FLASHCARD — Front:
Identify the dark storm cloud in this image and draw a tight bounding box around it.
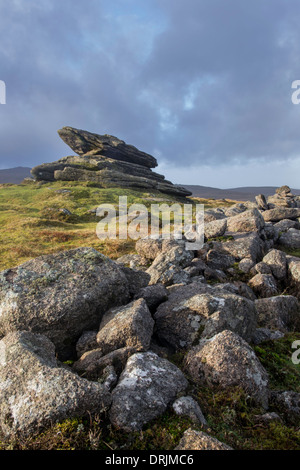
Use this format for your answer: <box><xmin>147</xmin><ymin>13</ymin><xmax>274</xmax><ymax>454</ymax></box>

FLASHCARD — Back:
<box><xmin>1</xmin><ymin>0</ymin><xmax>300</xmax><ymax>176</ymax></box>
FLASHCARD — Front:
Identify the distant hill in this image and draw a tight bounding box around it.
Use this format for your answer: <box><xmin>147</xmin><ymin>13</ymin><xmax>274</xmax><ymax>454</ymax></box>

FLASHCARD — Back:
<box><xmin>0</xmin><ymin>167</ymin><xmax>32</xmax><ymax>184</ymax></box>
<box><xmin>181</xmin><ymin>185</ymin><xmax>300</xmax><ymax>201</ymax></box>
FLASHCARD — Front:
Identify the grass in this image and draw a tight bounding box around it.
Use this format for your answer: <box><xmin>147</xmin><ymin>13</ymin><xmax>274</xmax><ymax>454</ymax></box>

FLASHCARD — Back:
<box><xmin>0</xmin><ymin>181</ymin><xmax>237</xmax><ymax>271</ymax></box>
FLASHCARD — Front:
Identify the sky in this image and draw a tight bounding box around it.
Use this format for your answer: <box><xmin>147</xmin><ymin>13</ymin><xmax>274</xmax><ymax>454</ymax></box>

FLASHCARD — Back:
<box><xmin>1</xmin><ymin>0</ymin><xmax>300</xmax><ymax>188</ymax></box>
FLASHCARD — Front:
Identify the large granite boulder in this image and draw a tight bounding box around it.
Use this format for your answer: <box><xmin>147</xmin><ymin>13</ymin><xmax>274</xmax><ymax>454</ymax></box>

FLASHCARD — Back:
<box><xmin>0</xmin><ymin>247</ymin><xmax>131</xmax><ymax>359</ymax></box>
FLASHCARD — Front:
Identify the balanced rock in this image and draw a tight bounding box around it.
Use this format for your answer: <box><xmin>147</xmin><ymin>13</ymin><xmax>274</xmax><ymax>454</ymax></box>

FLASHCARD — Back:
<box><xmin>31</xmin><ymin>128</ymin><xmax>192</xmax><ymax>198</ymax></box>
<box><xmin>58</xmin><ymin>127</ymin><xmax>158</xmax><ymax>168</ymax></box>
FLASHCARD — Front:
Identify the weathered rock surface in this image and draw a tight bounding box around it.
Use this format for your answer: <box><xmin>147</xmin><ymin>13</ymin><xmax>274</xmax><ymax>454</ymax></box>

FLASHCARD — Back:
<box><xmin>175</xmin><ymin>429</ymin><xmax>233</xmax><ymax>450</ymax></box>
<box><xmin>0</xmin><ymin>331</ymin><xmax>111</xmax><ymax>437</ymax></box>
<box><xmin>204</xmin><ymin>218</ymin><xmax>227</xmax><ymax>239</ymax></box>
<box><xmin>146</xmin><ymin>243</ymin><xmax>194</xmax><ymax>286</ymax></box>
<box><xmin>96</xmin><ymin>299</ymin><xmax>154</xmax><ymax>355</ymax></box>
<box><xmin>0</xmin><ymin>247</ymin><xmax>131</xmax><ymax>358</ymax></box>
<box><xmin>262</xmin><ymin>249</ymin><xmax>287</xmax><ymax>280</ymax></box>
<box><xmin>226</xmin><ymin>209</ymin><xmax>265</xmax><ymax>233</ymax></box>
<box><xmin>134</xmin><ymin>284</ymin><xmax>168</xmax><ymax>312</ymax></box>
<box><xmin>270</xmin><ymin>391</ymin><xmax>300</xmax><ymax>425</ymax></box>
<box><xmin>185</xmin><ymin>330</ymin><xmax>269</xmax><ymax>408</ymax></box>
<box><xmin>172</xmin><ymin>396</ymin><xmax>207</xmax><ymax>426</ymax></box>
<box><xmin>248</xmin><ymin>273</ymin><xmax>279</xmax><ymax>298</ymax></box>
<box><xmin>58</xmin><ymin>127</ymin><xmax>158</xmax><ymax>168</ymax></box>
<box><xmin>287</xmin><ymin>255</ymin><xmax>300</xmax><ymax>285</ymax></box>
<box><xmin>255</xmin><ymin>296</ymin><xmax>300</xmax><ymax>332</ymax></box>
<box><xmin>154</xmin><ymin>283</ymin><xmax>257</xmax><ymax>350</ymax></box>
<box><xmin>212</xmin><ymin>232</ymin><xmax>264</xmax><ymax>263</ymax></box>
<box><xmin>109</xmin><ymin>352</ymin><xmax>188</xmax><ymax>431</ymax></box>
<box><xmin>73</xmin><ymin>346</ymin><xmax>135</xmax><ymax>379</ymax></box>
<box><xmin>262</xmin><ymin>207</ymin><xmax>300</xmax><ymax>222</ymax></box>
<box><xmin>278</xmin><ymin>228</ymin><xmax>300</xmax><ymax>250</ymax></box>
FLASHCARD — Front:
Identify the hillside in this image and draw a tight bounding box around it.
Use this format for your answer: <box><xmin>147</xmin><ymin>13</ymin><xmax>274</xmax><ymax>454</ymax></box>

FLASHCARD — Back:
<box><xmin>0</xmin><ymin>167</ymin><xmax>32</xmax><ymax>184</ymax></box>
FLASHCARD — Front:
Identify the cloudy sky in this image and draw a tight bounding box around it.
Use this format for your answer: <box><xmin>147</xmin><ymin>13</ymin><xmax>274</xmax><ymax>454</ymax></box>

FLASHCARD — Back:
<box><xmin>1</xmin><ymin>0</ymin><xmax>300</xmax><ymax>188</ymax></box>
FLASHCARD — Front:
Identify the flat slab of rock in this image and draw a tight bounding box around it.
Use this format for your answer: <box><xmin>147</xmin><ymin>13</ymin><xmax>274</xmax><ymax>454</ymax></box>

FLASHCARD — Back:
<box><xmin>58</xmin><ymin>127</ymin><xmax>158</xmax><ymax>168</ymax></box>
<box><xmin>0</xmin><ymin>331</ymin><xmax>111</xmax><ymax>437</ymax></box>
<box><xmin>109</xmin><ymin>352</ymin><xmax>188</xmax><ymax>431</ymax></box>
<box><xmin>0</xmin><ymin>247</ymin><xmax>130</xmax><ymax>359</ymax></box>
<box><xmin>175</xmin><ymin>429</ymin><xmax>233</xmax><ymax>450</ymax></box>
<box><xmin>262</xmin><ymin>207</ymin><xmax>300</xmax><ymax>222</ymax></box>
<box><xmin>185</xmin><ymin>330</ymin><xmax>269</xmax><ymax>409</ymax></box>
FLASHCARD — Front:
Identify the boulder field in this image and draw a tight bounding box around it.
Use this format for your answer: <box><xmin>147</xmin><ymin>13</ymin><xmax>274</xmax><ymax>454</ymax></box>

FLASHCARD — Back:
<box><xmin>0</xmin><ymin>184</ymin><xmax>300</xmax><ymax>449</ymax></box>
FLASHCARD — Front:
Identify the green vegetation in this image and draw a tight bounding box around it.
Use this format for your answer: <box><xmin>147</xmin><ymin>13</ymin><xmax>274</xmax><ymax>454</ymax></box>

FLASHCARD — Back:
<box><xmin>253</xmin><ymin>333</ymin><xmax>300</xmax><ymax>392</ymax></box>
<box><xmin>0</xmin><ymin>180</ymin><xmax>192</xmax><ymax>270</ymax></box>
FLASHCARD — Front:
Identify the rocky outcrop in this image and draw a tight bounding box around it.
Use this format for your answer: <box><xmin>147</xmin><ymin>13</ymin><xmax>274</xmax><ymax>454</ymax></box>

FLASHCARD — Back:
<box><xmin>31</xmin><ymin>127</ymin><xmax>192</xmax><ymax>198</ymax></box>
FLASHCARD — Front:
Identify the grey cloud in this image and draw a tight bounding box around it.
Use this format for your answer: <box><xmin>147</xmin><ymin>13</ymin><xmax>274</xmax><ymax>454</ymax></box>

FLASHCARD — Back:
<box><xmin>0</xmin><ymin>0</ymin><xmax>300</xmax><ymax>182</ymax></box>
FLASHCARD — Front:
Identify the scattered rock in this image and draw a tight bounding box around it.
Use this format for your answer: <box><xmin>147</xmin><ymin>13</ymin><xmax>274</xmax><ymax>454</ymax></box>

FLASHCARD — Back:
<box><xmin>262</xmin><ymin>207</ymin><xmax>300</xmax><ymax>223</ymax></box>
<box><xmin>262</xmin><ymin>249</ymin><xmax>287</xmax><ymax>280</ymax></box>
<box><xmin>76</xmin><ymin>331</ymin><xmax>98</xmax><ymax>358</ymax></box>
<box><xmin>278</xmin><ymin>228</ymin><xmax>300</xmax><ymax>250</ymax></box>
<box><xmin>0</xmin><ymin>331</ymin><xmax>111</xmax><ymax>437</ymax></box>
<box><xmin>96</xmin><ymin>299</ymin><xmax>154</xmax><ymax>355</ymax></box>
<box><xmin>255</xmin><ymin>296</ymin><xmax>300</xmax><ymax>332</ymax></box>
<box><xmin>154</xmin><ymin>283</ymin><xmax>257</xmax><ymax>351</ymax></box>
<box><xmin>109</xmin><ymin>352</ymin><xmax>188</xmax><ymax>431</ymax></box>
<box><xmin>248</xmin><ymin>274</ymin><xmax>279</xmax><ymax>298</ymax></box>
<box><xmin>251</xmin><ymin>328</ymin><xmax>284</xmax><ymax>345</ymax></box>
<box><xmin>134</xmin><ymin>284</ymin><xmax>168</xmax><ymax>312</ymax></box>
<box><xmin>226</xmin><ymin>209</ymin><xmax>265</xmax><ymax>233</ymax></box>
<box><xmin>185</xmin><ymin>330</ymin><xmax>269</xmax><ymax>409</ymax></box>
<box><xmin>175</xmin><ymin>429</ymin><xmax>233</xmax><ymax>451</ymax></box>
<box><xmin>270</xmin><ymin>391</ymin><xmax>300</xmax><ymax>425</ymax></box>
<box><xmin>172</xmin><ymin>396</ymin><xmax>207</xmax><ymax>426</ymax></box>
<box><xmin>204</xmin><ymin>218</ymin><xmax>227</xmax><ymax>239</ymax></box>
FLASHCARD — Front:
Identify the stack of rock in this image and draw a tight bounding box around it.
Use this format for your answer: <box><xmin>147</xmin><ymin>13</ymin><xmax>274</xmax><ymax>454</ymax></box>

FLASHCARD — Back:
<box><xmin>31</xmin><ymin>127</ymin><xmax>192</xmax><ymax>198</ymax></box>
<box><xmin>256</xmin><ymin>185</ymin><xmax>300</xmax><ymax>210</ymax></box>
